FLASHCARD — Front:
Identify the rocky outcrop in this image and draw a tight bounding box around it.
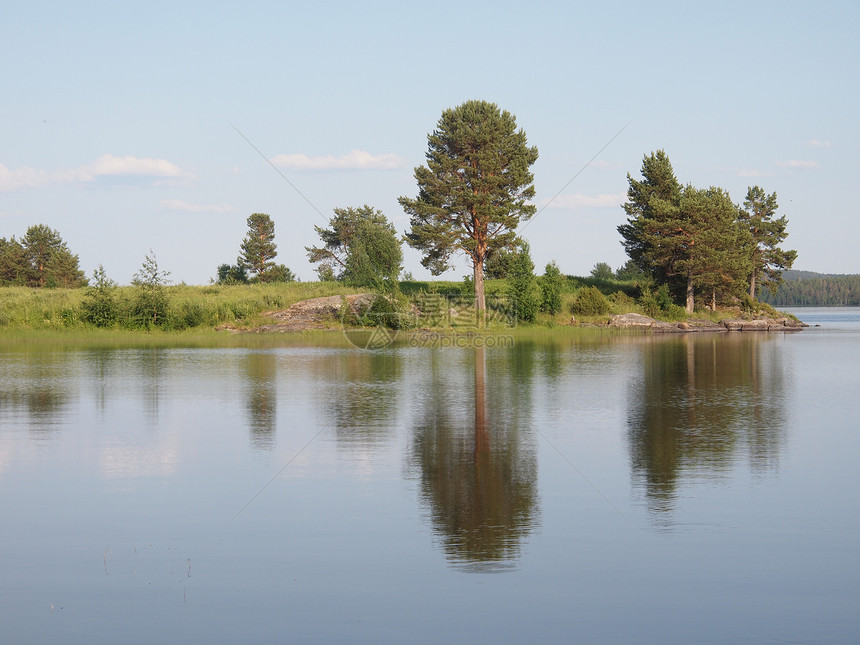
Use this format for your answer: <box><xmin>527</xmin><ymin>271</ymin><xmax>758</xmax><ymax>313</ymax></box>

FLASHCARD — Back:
<box><xmin>609</xmin><ymin>313</ymin><xmax>806</xmax><ymax>333</ymax></box>
<box><xmin>720</xmin><ymin>317</ymin><xmax>807</xmax><ymax>331</ymax></box>
<box><xmin>608</xmin><ymin>313</ymin><xmax>659</xmax><ymax>329</ymax></box>
<box><xmin>222</xmin><ymin>294</ymin><xmax>376</xmax><ymax>333</ymax></box>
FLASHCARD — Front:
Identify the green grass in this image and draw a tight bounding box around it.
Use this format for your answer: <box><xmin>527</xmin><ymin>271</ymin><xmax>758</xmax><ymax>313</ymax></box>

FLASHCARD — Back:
<box><xmin>0</xmin><ymin>282</ymin><xmax>364</xmax><ymax>331</ymax></box>
<box><xmin>0</xmin><ymin>277</ymin><xmax>797</xmax><ymax>337</ymax></box>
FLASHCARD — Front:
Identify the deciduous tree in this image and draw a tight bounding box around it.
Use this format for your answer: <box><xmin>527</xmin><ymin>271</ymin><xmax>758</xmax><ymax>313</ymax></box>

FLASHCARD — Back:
<box><xmin>506</xmin><ymin>241</ymin><xmax>539</xmax><ymax>323</ymax></box>
<box><xmin>306</xmin><ymin>205</ymin><xmax>402</xmax><ymax>286</ymax></box>
<box><xmin>132</xmin><ymin>250</ymin><xmax>171</xmax><ymax>328</ymax></box>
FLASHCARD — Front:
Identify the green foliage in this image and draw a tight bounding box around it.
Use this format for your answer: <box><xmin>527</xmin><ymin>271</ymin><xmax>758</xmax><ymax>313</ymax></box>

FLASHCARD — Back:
<box><xmin>81</xmin><ymin>265</ymin><xmax>119</xmax><ymax>327</ymax></box>
<box><xmin>654</xmin><ymin>283</ymin><xmax>674</xmax><ymax>310</ymax></box>
<box><xmin>590</xmin><ymin>262</ymin><xmax>614</xmax><ymax>281</ymax></box>
<box><xmin>0</xmin><ymin>225</ymin><xmax>86</xmax><ymax>288</ymax></box>
<box><xmin>740</xmin><ymin>186</ymin><xmax>797</xmax><ymax>298</ymax></box>
<box><xmin>506</xmin><ymin>242</ymin><xmax>539</xmax><ymax>323</ymax></box>
<box><xmin>615</xmin><ymin>259</ymin><xmax>646</xmax><ymax>282</ymax></box>
<box><xmin>238</xmin><ymin>213</ymin><xmax>278</xmax><ymax>279</ymax></box>
<box><xmin>608</xmin><ymin>290</ymin><xmax>636</xmax><ymax>310</ymax></box>
<box><xmin>484</xmin><ymin>239</ymin><xmax>528</xmax><ymax>280</ymax></box>
<box><xmin>0</xmin><ymin>237</ymin><xmax>28</xmax><ymax>285</ymax></box>
<box><xmin>0</xmin><ymin>281</ymin><xmax>366</xmax><ymax>331</ymax></box>
<box><xmin>354</xmin><ymin>282</ymin><xmax>415</xmax><ymax>330</ymax></box>
<box><xmin>618</xmin><ymin>150</ymin><xmax>759</xmax><ymax>312</ymax></box>
<box><xmin>400</xmin><ymin>99</ymin><xmax>538</xmax><ymax>311</ymax></box>
<box><xmin>540</xmin><ymin>261</ymin><xmax>565</xmax><ymax>315</ymax></box>
<box><xmin>571</xmin><ymin>286</ymin><xmax>610</xmax><ymax>316</ymax></box>
<box><xmin>664</xmin><ymin>303</ymin><xmax>688</xmax><ymax>321</ymax></box>
<box><xmin>306</xmin><ymin>205</ymin><xmax>402</xmax><ymax>286</ymax></box>
<box><xmin>758</xmin><ymin>271</ymin><xmax>860</xmax><ymax>306</ymax></box>
<box><xmin>639</xmin><ymin>286</ymin><xmax>660</xmax><ymax>317</ymax></box>
<box><xmin>216</xmin><ymin>263</ymin><xmax>249</xmax><ymax>285</ymax></box>
<box><xmin>677</xmin><ymin>186</ymin><xmax>753</xmax><ymax>308</ymax></box>
<box><xmin>132</xmin><ymin>250</ymin><xmax>171</xmax><ymax>328</ymax></box>
<box><xmin>638</xmin><ymin>284</ymin><xmax>675</xmax><ymax>317</ymax></box>
<box><xmin>617</xmin><ymin>150</ymin><xmax>682</xmax><ymax>279</ymax></box>
<box><xmin>260</xmin><ymin>263</ymin><xmax>296</xmax><ymax>283</ymax></box>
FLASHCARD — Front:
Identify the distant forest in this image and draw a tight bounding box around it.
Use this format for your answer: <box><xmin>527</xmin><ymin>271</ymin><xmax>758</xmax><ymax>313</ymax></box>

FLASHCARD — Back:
<box><xmin>759</xmin><ymin>270</ymin><xmax>860</xmax><ymax>306</ymax></box>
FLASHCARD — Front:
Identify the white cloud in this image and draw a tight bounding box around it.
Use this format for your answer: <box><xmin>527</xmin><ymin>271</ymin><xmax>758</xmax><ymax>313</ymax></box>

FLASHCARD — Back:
<box><xmin>542</xmin><ymin>192</ymin><xmax>626</xmax><ymax>210</ymax></box>
<box><xmin>806</xmin><ymin>139</ymin><xmax>832</xmax><ymax>148</ymax></box>
<box><xmin>2</xmin><ymin>154</ymin><xmax>194</xmax><ymax>191</ymax></box>
<box><xmin>776</xmin><ymin>159</ymin><xmax>819</xmax><ymax>169</ymax></box>
<box><xmin>0</xmin><ymin>163</ymin><xmax>50</xmax><ymax>191</ymax></box>
<box><xmin>737</xmin><ymin>168</ymin><xmax>775</xmax><ymax>178</ymax></box>
<box><xmin>270</xmin><ymin>149</ymin><xmax>405</xmax><ymax>171</ymax></box>
<box><xmin>160</xmin><ymin>199</ymin><xmax>236</xmax><ymax>213</ymax></box>
<box><xmin>64</xmin><ymin>154</ymin><xmax>193</xmax><ymax>182</ymax></box>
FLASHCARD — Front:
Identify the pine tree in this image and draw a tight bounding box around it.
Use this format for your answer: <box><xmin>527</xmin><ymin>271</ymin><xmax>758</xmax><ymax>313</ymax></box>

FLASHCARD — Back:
<box><xmin>675</xmin><ymin>187</ymin><xmax>753</xmax><ymax>311</ymax></box>
<box><xmin>617</xmin><ymin>150</ymin><xmax>682</xmax><ymax>279</ymax></box>
<box><xmin>20</xmin><ymin>224</ymin><xmax>86</xmax><ymax>287</ymax></box>
<box><xmin>0</xmin><ymin>237</ymin><xmax>28</xmax><ymax>285</ymax></box>
<box><xmin>238</xmin><ymin>213</ymin><xmax>277</xmax><ymax>280</ymax></box>
<box><xmin>400</xmin><ymin>100</ymin><xmax>539</xmax><ymax>315</ymax></box>
<box><xmin>740</xmin><ymin>186</ymin><xmax>797</xmax><ymax>298</ymax></box>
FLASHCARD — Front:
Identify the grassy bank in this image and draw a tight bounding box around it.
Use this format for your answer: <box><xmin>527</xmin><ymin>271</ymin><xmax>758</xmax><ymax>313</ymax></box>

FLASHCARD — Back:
<box><xmin>0</xmin><ymin>275</ymin><xmax>788</xmax><ymax>336</ymax></box>
<box><xmin>0</xmin><ymin>282</ymin><xmax>364</xmax><ymax>331</ymax></box>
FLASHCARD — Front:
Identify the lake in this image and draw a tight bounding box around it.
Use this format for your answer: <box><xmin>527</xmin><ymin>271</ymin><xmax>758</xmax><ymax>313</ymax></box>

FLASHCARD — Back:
<box><xmin>1</xmin><ymin>308</ymin><xmax>859</xmax><ymax>644</ymax></box>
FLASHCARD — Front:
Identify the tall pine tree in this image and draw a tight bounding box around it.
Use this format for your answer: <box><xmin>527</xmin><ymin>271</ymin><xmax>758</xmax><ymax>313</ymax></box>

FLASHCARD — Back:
<box><xmin>238</xmin><ymin>213</ymin><xmax>277</xmax><ymax>281</ymax></box>
<box><xmin>400</xmin><ymin>100</ymin><xmax>538</xmax><ymax>315</ymax></box>
<box><xmin>740</xmin><ymin>186</ymin><xmax>797</xmax><ymax>298</ymax></box>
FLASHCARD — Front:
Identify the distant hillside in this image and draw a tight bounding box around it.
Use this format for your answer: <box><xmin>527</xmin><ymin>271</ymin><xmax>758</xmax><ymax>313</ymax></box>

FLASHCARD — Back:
<box><xmin>760</xmin><ymin>270</ymin><xmax>860</xmax><ymax>306</ymax></box>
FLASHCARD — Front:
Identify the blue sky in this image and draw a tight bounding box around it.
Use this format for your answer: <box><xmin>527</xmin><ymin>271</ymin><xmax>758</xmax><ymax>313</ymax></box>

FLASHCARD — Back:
<box><xmin>2</xmin><ymin>0</ymin><xmax>858</xmax><ymax>284</ymax></box>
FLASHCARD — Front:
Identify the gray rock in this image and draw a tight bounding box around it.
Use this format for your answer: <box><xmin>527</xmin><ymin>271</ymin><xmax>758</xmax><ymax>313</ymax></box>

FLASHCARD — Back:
<box><xmin>608</xmin><ymin>313</ymin><xmax>657</xmax><ymax>328</ymax></box>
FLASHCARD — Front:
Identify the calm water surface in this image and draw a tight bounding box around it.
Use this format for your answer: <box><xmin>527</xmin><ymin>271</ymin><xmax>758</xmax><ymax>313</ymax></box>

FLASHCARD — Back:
<box><xmin>1</xmin><ymin>309</ymin><xmax>859</xmax><ymax>644</ymax></box>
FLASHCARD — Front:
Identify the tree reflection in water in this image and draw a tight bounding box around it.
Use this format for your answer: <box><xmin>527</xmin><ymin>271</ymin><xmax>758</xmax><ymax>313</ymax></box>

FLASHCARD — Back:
<box><xmin>244</xmin><ymin>350</ymin><xmax>277</xmax><ymax>450</ymax></box>
<box><xmin>627</xmin><ymin>334</ymin><xmax>787</xmax><ymax>520</ymax></box>
<box><xmin>409</xmin><ymin>346</ymin><xmax>539</xmax><ymax>572</ymax></box>
<box><xmin>0</xmin><ymin>347</ymin><xmax>70</xmax><ymax>436</ymax></box>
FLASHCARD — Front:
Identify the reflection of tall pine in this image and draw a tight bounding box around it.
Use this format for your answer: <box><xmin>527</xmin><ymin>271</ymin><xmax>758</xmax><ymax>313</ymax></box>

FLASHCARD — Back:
<box><xmin>238</xmin><ymin>213</ymin><xmax>277</xmax><ymax>280</ymax></box>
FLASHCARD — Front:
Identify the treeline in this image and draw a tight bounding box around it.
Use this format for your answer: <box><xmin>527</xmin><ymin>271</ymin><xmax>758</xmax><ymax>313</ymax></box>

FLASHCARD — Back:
<box><xmin>0</xmin><ymin>225</ymin><xmax>87</xmax><ymax>288</ymax></box>
<box><xmin>758</xmin><ymin>271</ymin><xmax>860</xmax><ymax>306</ymax></box>
<box><xmin>617</xmin><ymin>151</ymin><xmax>796</xmax><ymax>313</ymax></box>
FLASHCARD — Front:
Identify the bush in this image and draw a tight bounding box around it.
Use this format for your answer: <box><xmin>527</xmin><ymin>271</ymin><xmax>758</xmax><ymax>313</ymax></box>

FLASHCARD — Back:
<box><xmin>571</xmin><ymin>286</ymin><xmax>610</xmax><ymax>316</ymax></box>
<box><xmin>82</xmin><ymin>265</ymin><xmax>120</xmax><ymax>327</ymax></box>
<box><xmin>608</xmin><ymin>290</ymin><xmax>636</xmax><ymax>310</ymax></box>
<box><xmin>665</xmin><ymin>304</ymin><xmax>687</xmax><ymax>321</ymax></box>
<box><xmin>359</xmin><ymin>292</ymin><xmax>413</xmax><ymax>330</ymax></box>
<box><xmin>540</xmin><ymin>261</ymin><xmax>564</xmax><ymax>315</ymax></box>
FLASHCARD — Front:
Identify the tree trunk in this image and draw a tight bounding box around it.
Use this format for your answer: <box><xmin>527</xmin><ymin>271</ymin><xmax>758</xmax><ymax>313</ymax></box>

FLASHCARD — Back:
<box><xmin>473</xmin><ymin>258</ymin><xmax>486</xmax><ymax>319</ymax></box>
<box><xmin>711</xmin><ymin>289</ymin><xmax>716</xmax><ymax>311</ymax></box>
<box><xmin>686</xmin><ymin>275</ymin><xmax>695</xmax><ymax>314</ymax></box>
<box><xmin>749</xmin><ymin>272</ymin><xmax>757</xmax><ymax>300</ymax></box>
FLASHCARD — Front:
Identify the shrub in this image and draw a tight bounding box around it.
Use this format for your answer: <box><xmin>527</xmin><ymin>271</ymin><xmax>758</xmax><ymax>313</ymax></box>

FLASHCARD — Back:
<box><xmin>82</xmin><ymin>265</ymin><xmax>120</xmax><ymax>327</ymax></box>
<box><xmin>571</xmin><ymin>286</ymin><xmax>610</xmax><ymax>316</ymax></box>
<box><xmin>540</xmin><ymin>261</ymin><xmax>564</xmax><ymax>315</ymax></box>
<box><xmin>608</xmin><ymin>290</ymin><xmax>636</xmax><ymax>310</ymax></box>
